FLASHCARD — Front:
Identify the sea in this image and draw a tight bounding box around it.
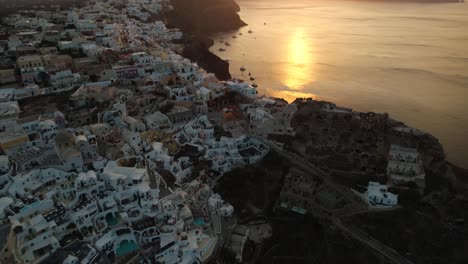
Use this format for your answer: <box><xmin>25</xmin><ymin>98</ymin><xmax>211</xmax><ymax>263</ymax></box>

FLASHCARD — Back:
<box><xmin>209</xmin><ymin>0</ymin><xmax>468</xmax><ymax>168</ymax></box>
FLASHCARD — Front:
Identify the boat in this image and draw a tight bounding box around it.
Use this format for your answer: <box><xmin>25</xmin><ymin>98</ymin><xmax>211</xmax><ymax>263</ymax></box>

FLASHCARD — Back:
<box><xmin>248</xmin><ymin>30</ymin><xmax>253</xmax><ymax>33</ymax></box>
<box><xmin>240</xmin><ymin>67</ymin><xmax>246</xmax><ymax>72</ymax></box>
<box><xmin>250</xmin><ymin>77</ymin><xmax>255</xmax><ymax>81</ymax></box>
<box><xmin>218</xmin><ymin>48</ymin><xmax>226</xmax><ymax>52</ymax></box>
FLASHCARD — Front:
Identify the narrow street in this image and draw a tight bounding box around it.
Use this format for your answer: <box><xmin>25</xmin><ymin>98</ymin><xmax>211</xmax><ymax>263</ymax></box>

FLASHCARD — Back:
<box><xmin>333</xmin><ymin>218</ymin><xmax>414</xmax><ymax>264</ymax></box>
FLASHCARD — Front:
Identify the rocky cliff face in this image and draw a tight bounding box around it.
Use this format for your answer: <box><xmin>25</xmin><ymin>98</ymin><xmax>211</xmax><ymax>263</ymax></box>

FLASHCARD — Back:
<box><xmin>168</xmin><ymin>0</ymin><xmax>247</xmax><ymax>36</ymax></box>
<box><xmin>183</xmin><ymin>36</ymin><xmax>232</xmax><ymax>80</ymax></box>
<box><xmin>166</xmin><ymin>0</ymin><xmax>246</xmax><ymax>80</ymax></box>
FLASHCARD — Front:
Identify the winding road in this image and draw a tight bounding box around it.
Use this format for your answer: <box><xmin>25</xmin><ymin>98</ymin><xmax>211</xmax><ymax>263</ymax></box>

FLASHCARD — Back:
<box><xmin>257</xmin><ymin>137</ymin><xmax>414</xmax><ymax>264</ymax></box>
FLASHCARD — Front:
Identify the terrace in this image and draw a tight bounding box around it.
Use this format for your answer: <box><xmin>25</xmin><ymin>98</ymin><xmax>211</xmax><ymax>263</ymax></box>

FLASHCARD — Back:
<box><xmin>71</xmin><ymin>194</ymin><xmax>94</xmax><ymax>213</ymax></box>
<box><xmin>43</xmin><ymin>204</ymin><xmax>67</xmax><ymax>225</ymax></box>
<box><xmin>132</xmin><ymin>217</ymin><xmax>156</xmax><ymax>231</ymax></box>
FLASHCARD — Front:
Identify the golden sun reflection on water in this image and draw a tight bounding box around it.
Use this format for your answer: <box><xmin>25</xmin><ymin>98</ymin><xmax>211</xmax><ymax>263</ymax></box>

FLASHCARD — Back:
<box><xmin>282</xmin><ymin>28</ymin><xmax>315</xmax><ymax>90</ymax></box>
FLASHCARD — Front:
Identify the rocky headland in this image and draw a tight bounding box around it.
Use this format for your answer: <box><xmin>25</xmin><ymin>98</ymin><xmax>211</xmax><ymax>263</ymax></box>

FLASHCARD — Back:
<box><xmin>165</xmin><ymin>0</ymin><xmax>247</xmax><ymax>80</ymax></box>
<box><xmin>181</xmin><ymin>36</ymin><xmax>232</xmax><ymax>80</ymax></box>
<box><xmin>287</xmin><ymin>99</ymin><xmax>467</xmax><ymax>190</ymax></box>
<box><xmin>167</xmin><ymin>0</ymin><xmax>246</xmax><ymax>35</ymax></box>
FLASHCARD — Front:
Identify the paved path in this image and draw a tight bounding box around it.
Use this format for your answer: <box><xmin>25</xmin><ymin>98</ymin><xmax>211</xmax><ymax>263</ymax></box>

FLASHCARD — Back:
<box><xmin>333</xmin><ymin>218</ymin><xmax>414</xmax><ymax>264</ymax></box>
<box><xmin>256</xmin><ymin>137</ymin><xmax>354</xmax><ymax>198</ymax></box>
<box><xmin>211</xmin><ymin>212</ymin><xmax>222</xmax><ymax>235</ymax></box>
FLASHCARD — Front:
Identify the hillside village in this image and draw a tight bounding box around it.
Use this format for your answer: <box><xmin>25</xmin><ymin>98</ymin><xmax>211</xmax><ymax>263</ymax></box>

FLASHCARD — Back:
<box><xmin>0</xmin><ymin>0</ymin><xmax>291</xmax><ymax>263</ymax></box>
<box><xmin>0</xmin><ymin>0</ymin><xmax>463</xmax><ymax>264</ymax></box>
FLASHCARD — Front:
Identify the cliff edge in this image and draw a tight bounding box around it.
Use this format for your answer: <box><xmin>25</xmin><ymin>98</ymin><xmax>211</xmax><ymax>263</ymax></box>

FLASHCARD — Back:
<box><xmin>166</xmin><ymin>0</ymin><xmax>246</xmax><ymax>80</ymax></box>
<box><xmin>182</xmin><ymin>36</ymin><xmax>232</xmax><ymax>80</ymax></box>
<box><xmin>168</xmin><ymin>0</ymin><xmax>247</xmax><ymax>36</ymax></box>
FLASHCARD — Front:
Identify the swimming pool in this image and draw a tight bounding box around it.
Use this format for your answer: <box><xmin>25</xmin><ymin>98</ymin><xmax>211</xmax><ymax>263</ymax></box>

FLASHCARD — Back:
<box><xmin>193</xmin><ymin>218</ymin><xmax>206</xmax><ymax>226</ymax></box>
<box><xmin>115</xmin><ymin>240</ymin><xmax>139</xmax><ymax>256</ymax></box>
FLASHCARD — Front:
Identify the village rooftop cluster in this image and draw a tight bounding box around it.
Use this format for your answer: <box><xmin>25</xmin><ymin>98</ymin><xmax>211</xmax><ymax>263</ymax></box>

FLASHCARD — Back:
<box><xmin>0</xmin><ymin>0</ymin><xmax>285</xmax><ymax>263</ymax></box>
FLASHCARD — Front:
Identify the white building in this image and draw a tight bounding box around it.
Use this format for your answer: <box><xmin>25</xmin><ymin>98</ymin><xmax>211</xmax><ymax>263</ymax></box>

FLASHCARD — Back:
<box><xmin>164</xmin><ymin>85</ymin><xmax>192</xmax><ymax>101</ymax></box>
<box><xmin>183</xmin><ymin>115</ymin><xmax>214</xmax><ymax>142</ymax></box>
<box><xmin>171</xmin><ymin>59</ymin><xmax>202</xmax><ymax>84</ymax></box>
<box><xmin>387</xmin><ymin>145</ymin><xmax>425</xmax><ymax>189</ymax></box>
<box><xmin>50</xmin><ymin>70</ymin><xmax>81</xmax><ymax>91</ymax></box>
<box><xmin>365</xmin><ymin>182</ymin><xmax>398</xmax><ymax>208</ymax></box>
<box><xmin>204</xmin><ymin>136</ymin><xmax>269</xmax><ymax>173</ymax></box>
<box><xmin>196</xmin><ymin>87</ymin><xmax>213</xmax><ymax>102</ymax></box>
<box><xmin>0</xmin><ymin>101</ymin><xmax>20</xmax><ymax>133</ymax></box>
<box><xmin>225</xmin><ymin>80</ymin><xmax>257</xmax><ymax>99</ymax></box>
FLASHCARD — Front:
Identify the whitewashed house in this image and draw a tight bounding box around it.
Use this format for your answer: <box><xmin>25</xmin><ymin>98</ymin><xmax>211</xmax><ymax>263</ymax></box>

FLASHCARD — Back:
<box><xmin>366</xmin><ymin>182</ymin><xmax>398</xmax><ymax>208</ymax></box>
<box><xmin>387</xmin><ymin>145</ymin><xmax>425</xmax><ymax>189</ymax></box>
<box><xmin>49</xmin><ymin>70</ymin><xmax>81</xmax><ymax>91</ymax></box>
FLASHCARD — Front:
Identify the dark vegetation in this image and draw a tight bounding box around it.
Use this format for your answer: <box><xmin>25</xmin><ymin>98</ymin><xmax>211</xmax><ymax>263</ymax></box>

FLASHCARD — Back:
<box><xmin>344</xmin><ymin>197</ymin><xmax>468</xmax><ymax>264</ymax></box>
<box><xmin>261</xmin><ymin>213</ymin><xmax>384</xmax><ymax>264</ymax></box>
<box><xmin>214</xmin><ymin>151</ymin><xmax>290</xmax><ymax>219</ymax></box>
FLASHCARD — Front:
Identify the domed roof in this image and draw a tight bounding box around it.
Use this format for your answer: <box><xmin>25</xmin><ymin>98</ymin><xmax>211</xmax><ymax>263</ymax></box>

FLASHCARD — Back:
<box><xmin>75</xmin><ymin>135</ymin><xmax>88</xmax><ymax>144</ymax></box>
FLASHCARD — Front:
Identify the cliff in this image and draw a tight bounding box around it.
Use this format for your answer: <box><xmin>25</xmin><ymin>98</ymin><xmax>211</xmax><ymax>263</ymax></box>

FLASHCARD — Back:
<box><xmin>168</xmin><ymin>0</ymin><xmax>247</xmax><ymax>36</ymax></box>
<box><xmin>166</xmin><ymin>0</ymin><xmax>246</xmax><ymax>80</ymax></box>
<box><xmin>182</xmin><ymin>36</ymin><xmax>232</xmax><ymax>80</ymax></box>
<box><xmin>287</xmin><ymin>99</ymin><xmax>468</xmax><ymax>189</ymax></box>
